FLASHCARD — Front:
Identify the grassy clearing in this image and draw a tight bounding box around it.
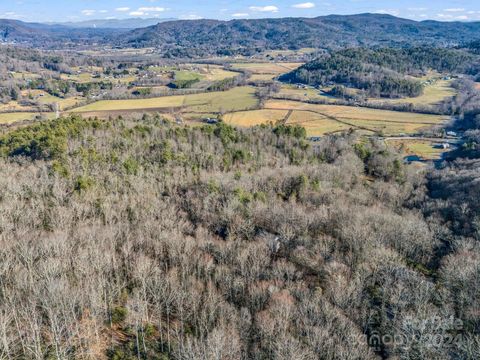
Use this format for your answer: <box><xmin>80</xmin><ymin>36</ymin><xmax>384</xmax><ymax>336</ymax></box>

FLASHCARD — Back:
<box><xmin>0</xmin><ymin>112</ymin><xmax>55</xmax><ymax>124</ymax></box>
<box><xmin>71</xmin><ymin>95</ymin><xmax>185</xmax><ymax>112</ymax></box>
<box><xmin>265</xmin><ymin>100</ymin><xmax>449</xmax><ymax>135</ymax></box>
<box><xmin>250</xmin><ymin>74</ymin><xmax>277</xmax><ymax>81</ymax></box>
<box><xmin>61</xmin><ymin>73</ymin><xmax>98</xmax><ymax>83</ymax></box>
<box><xmin>223</xmin><ymin>109</ymin><xmax>289</xmax><ymax>127</ymax></box>
<box><xmin>264</xmin><ymin>48</ymin><xmax>316</xmax><ymax>57</ymax></box>
<box><xmin>203</xmin><ymin>68</ymin><xmax>240</xmax><ymax>81</ymax></box>
<box><xmin>0</xmin><ymin>101</ymin><xmax>33</xmax><ymax>112</ymax></box>
<box><xmin>10</xmin><ymin>72</ymin><xmax>41</xmax><ymax>80</ymax></box>
<box><xmin>20</xmin><ymin>90</ymin><xmax>84</xmax><ymax>110</ymax></box>
<box><xmin>230</xmin><ymin>62</ymin><xmax>303</xmax><ymax>74</ymax></box>
<box><xmin>71</xmin><ymin>87</ymin><xmax>258</xmax><ymax>114</ymax></box>
<box><xmin>369</xmin><ymin>80</ymin><xmax>456</xmax><ymax>106</ymax></box>
<box><xmin>277</xmin><ymin>85</ymin><xmax>336</xmax><ymax>102</ymax></box>
<box><xmin>184</xmin><ymin>87</ymin><xmax>258</xmax><ymax>113</ymax></box>
<box><xmin>60</xmin><ymin>73</ymin><xmax>136</xmax><ymax>85</ymax></box>
<box><xmin>174</xmin><ymin>71</ymin><xmax>203</xmax><ymax>81</ymax></box>
<box><xmin>387</xmin><ymin>139</ymin><xmax>450</xmax><ymax>160</ymax></box>
<box><xmin>287</xmin><ymin>111</ymin><xmax>351</xmax><ymax>135</ymax></box>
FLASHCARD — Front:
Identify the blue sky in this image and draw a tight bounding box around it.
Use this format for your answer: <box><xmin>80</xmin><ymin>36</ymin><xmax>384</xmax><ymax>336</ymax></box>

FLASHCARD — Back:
<box><xmin>1</xmin><ymin>0</ymin><xmax>479</xmax><ymax>23</ymax></box>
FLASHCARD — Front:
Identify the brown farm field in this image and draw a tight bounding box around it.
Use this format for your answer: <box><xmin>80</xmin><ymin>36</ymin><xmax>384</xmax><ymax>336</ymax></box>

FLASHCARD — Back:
<box><xmin>265</xmin><ymin>100</ymin><xmax>449</xmax><ymax>136</ymax></box>
<box><xmin>230</xmin><ymin>62</ymin><xmax>303</xmax><ymax>74</ymax></box>
<box><xmin>223</xmin><ymin>109</ymin><xmax>289</xmax><ymax>127</ymax></box>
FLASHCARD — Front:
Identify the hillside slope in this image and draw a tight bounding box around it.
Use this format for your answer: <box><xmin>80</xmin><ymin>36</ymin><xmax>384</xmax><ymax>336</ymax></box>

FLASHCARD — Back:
<box><xmin>2</xmin><ymin>14</ymin><xmax>480</xmax><ymax>53</ymax></box>
<box><xmin>120</xmin><ymin>14</ymin><xmax>480</xmax><ymax>56</ymax></box>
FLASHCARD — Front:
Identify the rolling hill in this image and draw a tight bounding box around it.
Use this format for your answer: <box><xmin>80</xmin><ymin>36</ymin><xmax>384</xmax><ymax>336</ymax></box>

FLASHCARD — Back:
<box><xmin>2</xmin><ymin>14</ymin><xmax>480</xmax><ymax>54</ymax></box>
<box><xmin>53</xmin><ymin>18</ymin><xmax>176</xmax><ymax>29</ymax></box>
<box><xmin>0</xmin><ymin>19</ymin><xmax>123</xmax><ymax>47</ymax></box>
<box><xmin>119</xmin><ymin>14</ymin><xmax>480</xmax><ymax>56</ymax></box>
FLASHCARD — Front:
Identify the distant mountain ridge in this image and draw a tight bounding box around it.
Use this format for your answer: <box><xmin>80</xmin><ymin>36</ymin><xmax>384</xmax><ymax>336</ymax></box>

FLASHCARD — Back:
<box><xmin>51</xmin><ymin>18</ymin><xmax>176</xmax><ymax>29</ymax></box>
<box><xmin>1</xmin><ymin>14</ymin><xmax>480</xmax><ymax>53</ymax></box>
<box><xmin>0</xmin><ymin>18</ymin><xmax>124</xmax><ymax>47</ymax></box>
<box><xmin>119</xmin><ymin>14</ymin><xmax>480</xmax><ymax>56</ymax></box>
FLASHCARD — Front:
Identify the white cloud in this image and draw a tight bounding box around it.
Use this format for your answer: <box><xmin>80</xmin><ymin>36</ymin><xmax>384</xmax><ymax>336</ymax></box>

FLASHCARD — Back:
<box><xmin>408</xmin><ymin>7</ymin><xmax>427</xmax><ymax>11</ymax></box>
<box><xmin>249</xmin><ymin>5</ymin><xmax>279</xmax><ymax>13</ymax></box>
<box><xmin>129</xmin><ymin>11</ymin><xmax>145</xmax><ymax>16</ymax></box>
<box><xmin>437</xmin><ymin>13</ymin><xmax>470</xmax><ymax>20</ymax></box>
<box><xmin>81</xmin><ymin>9</ymin><xmax>96</xmax><ymax>16</ymax></box>
<box><xmin>232</xmin><ymin>13</ymin><xmax>250</xmax><ymax>18</ymax></box>
<box><xmin>1</xmin><ymin>11</ymin><xmax>23</xmax><ymax>19</ymax></box>
<box><xmin>180</xmin><ymin>14</ymin><xmax>203</xmax><ymax>20</ymax></box>
<box><xmin>99</xmin><ymin>10</ymin><xmax>108</xmax><ymax>14</ymax></box>
<box><xmin>138</xmin><ymin>7</ymin><xmax>166</xmax><ymax>12</ymax></box>
<box><xmin>444</xmin><ymin>8</ymin><xmax>465</xmax><ymax>12</ymax></box>
<box><xmin>292</xmin><ymin>2</ymin><xmax>315</xmax><ymax>9</ymax></box>
<box><xmin>374</xmin><ymin>9</ymin><xmax>399</xmax><ymax>16</ymax></box>
<box><xmin>115</xmin><ymin>7</ymin><xmax>130</xmax><ymax>12</ymax></box>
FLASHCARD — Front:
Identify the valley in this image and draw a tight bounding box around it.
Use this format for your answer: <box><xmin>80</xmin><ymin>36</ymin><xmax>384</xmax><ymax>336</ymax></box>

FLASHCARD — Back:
<box><xmin>1</xmin><ymin>11</ymin><xmax>480</xmax><ymax>359</ymax></box>
<box><xmin>0</xmin><ymin>46</ymin><xmax>466</xmax><ymax>161</ymax></box>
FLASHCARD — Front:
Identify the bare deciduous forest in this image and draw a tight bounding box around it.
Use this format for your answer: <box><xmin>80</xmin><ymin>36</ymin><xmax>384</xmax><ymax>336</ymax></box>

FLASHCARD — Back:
<box><xmin>0</xmin><ymin>115</ymin><xmax>478</xmax><ymax>359</ymax></box>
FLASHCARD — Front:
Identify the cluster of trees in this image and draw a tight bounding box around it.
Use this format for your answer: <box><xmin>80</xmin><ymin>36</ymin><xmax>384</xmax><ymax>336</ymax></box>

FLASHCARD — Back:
<box><xmin>281</xmin><ymin>47</ymin><xmax>480</xmax><ymax>98</ymax></box>
<box><xmin>207</xmin><ymin>73</ymin><xmax>250</xmax><ymax>92</ymax></box>
<box><xmin>0</xmin><ymin>114</ymin><xmax>477</xmax><ymax>359</ymax></box>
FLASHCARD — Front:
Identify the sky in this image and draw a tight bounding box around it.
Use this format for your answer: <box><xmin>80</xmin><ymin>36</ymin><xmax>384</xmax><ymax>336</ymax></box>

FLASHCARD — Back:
<box><xmin>1</xmin><ymin>0</ymin><xmax>480</xmax><ymax>23</ymax></box>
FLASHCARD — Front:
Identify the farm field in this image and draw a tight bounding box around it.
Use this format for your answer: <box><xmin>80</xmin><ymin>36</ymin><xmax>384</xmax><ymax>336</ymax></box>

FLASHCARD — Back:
<box><xmin>61</xmin><ymin>73</ymin><xmax>136</xmax><ymax>84</ymax></box>
<box><xmin>277</xmin><ymin>85</ymin><xmax>336</xmax><ymax>102</ymax></box>
<box><xmin>182</xmin><ymin>87</ymin><xmax>258</xmax><ymax>113</ymax></box>
<box><xmin>0</xmin><ymin>112</ymin><xmax>54</xmax><ymax>124</ymax></box>
<box><xmin>286</xmin><ymin>110</ymin><xmax>351</xmax><ymax>135</ymax></box>
<box><xmin>386</xmin><ymin>139</ymin><xmax>451</xmax><ymax>160</ymax></box>
<box><xmin>0</xmin><ymin>101</ymin><xmax>34</xmax><ymax>112</ymax></box>
<box><xmin>230</xmin><ymin>62</ymin><xmax>303</xmax><ymax>74</ymax></box>
<box><xmin>174</xmin><ymin>70</ymin><xmax>203</xmax><ymax>81</ymax></box>
<box><xmin>223</xmin><ymin>109</ymin><xmax>289</xmax><ymax>127</ymax></box>
<box><xmin>265</xmin><ymin>100</ymin><xmax>449</xmax><ymax>135</ymax></box>
<box><xmin>21</xmin><ymin>90</ymin><xmax>84</xmax><ymax>110</ymax></box>
<box><xmin>223</xmin><ymin>108</ymin><xmax>351</xmax><ymax>135</ymax></box>
<box><xmin>369</xmin><ymin>80</ymin><xmax>456</xmax><ymax>106</ymax></box>
<box><xmin>70</xmin><ymin>87</ymin><xmax>258</xmax><ymax>116</ymax></box>
<box><xmin>263</xmin><ymin>48</ymin><xmax>317</xmax><ymax>57</ymax></box>
<box><xmin>250</xmin><ymin>74</ymin><xmax>277</xmax><ymax>81</ymax></box>
<box><xmin>196</xmin><ymin>66</ymin><xmax>240</xmax><ymax>81</ymax></box>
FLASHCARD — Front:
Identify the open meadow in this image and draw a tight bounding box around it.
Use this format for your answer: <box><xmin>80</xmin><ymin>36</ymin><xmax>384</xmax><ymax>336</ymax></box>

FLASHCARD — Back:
<box><xmin>230</xmin><ymin>62</ymin><xmax>303</xmax><ymax>74</ymax></box>
<box><xmin>369</xmin><ymin>79</ymin><xmax>456</xmax><ymax>106</ymax></box>
<box><xmin>386</xmin><ymin>139</ymin><xmax>452</xmax><ymax>160</ymax></box>
<box><xmin>264</xmin><ymin>100</ymin><xmax>449</xmax><ymax>135</ymax></box>
<box><xmin>70</xmin><ymin>87</ymin><xmax>258</xmax><ymax>118</ymax></box>
<box><xmin>0</xmin><ymin>112</ymin><xmax>55</xmax><ymax>124</ymax></box>
<box><xmin>223</xmin><ymin>109</ymin><xmax>289</xmax><ymax>127</ymax></box>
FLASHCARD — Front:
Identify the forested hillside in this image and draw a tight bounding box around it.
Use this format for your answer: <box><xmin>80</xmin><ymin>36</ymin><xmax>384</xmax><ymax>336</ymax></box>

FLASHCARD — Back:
<box><xmin>0</xmin><ymin>19</ymin><xmax>122</xmax><ymax>48</ymax></box>
<box><xmin>3</xmin><ymin>14</ymin><xmax>480</xmax><ymax>53</ymax></box>
<box><xmin>121</xmin><ymin>14</ymin><xmax>480</xmax><ymax>56</ymax></box>
<box><xmin>281</xmin><ymin>47</ymin><xmax>479</xmax><ymax>98</ymax></box>
<box><xmin>0</xmin><ymin>115</ymin><xmax>478</xmax><ymax>359</ymax></box>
